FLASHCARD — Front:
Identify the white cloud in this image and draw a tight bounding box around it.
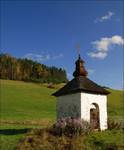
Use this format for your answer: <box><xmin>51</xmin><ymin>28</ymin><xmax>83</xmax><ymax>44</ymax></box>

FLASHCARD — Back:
<box><xmin>23</xmin><ymin>53</ymin><xmax>63</xmax><ymax>62</ymax></box>
<box><xmin>23</xmin><ymin>53</ymin><xmax>50</xmax><ymax>62</ymax></box>
<box><xmin>95</xmin><ymin>11</ymin><xmax>114</xmax><ymax>23</ymax></box>
<box><xmin>92</xmin><ymin>38</ymin><xmax>111</xmax><ymax>51</ymax></box>
<box><xmin>88</xmin><ymin>52</ymin><xmax>107</xmax><ymax>59</ymax></box>
<box><xmin>111</xmin><ymin>35</ymin><xmax>124</xmax><ymax>45</ymax></box>
<box><xmin>88</xmin><ymin>35</ymin><xmax>124</xmax><ymax>59</ymax></box>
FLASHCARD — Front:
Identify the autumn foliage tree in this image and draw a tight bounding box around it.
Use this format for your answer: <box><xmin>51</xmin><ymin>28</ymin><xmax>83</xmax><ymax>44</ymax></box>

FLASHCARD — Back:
<box><xmin>0</xmin><ymin>53</ymin><xmax>68</xmax><ymax>83</ymax></box>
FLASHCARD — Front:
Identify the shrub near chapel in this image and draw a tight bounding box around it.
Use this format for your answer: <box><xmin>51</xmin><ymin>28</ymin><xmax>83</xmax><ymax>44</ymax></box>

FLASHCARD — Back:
<box><xmin>50</xmin><ymin>117</ymin><xmax>92</xmax><ymax>137</ymax></box>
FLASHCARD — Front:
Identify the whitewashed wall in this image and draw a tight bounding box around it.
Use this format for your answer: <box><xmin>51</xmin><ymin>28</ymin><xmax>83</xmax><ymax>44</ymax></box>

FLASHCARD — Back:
<box><xmin>81</xmin><ymin>92</ymin><xmax>108</xmax><ymax>130</ymax></box>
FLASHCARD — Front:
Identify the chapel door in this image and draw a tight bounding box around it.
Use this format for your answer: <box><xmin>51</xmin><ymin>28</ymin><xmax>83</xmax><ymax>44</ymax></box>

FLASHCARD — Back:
<box><xmin>90</xmin><ymin>105</ymin><xmax>100</xmax><ymax>129</ymax></box>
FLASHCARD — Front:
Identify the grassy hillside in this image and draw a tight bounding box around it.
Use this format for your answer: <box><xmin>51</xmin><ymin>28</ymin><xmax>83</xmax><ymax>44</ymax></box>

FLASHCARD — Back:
<box><xmin>107</xmin><ymin>89</ymin><xmax>124</xmax><ymax>121</ymax></box>
<box><xmin>1</xmin><ymin>79</ymin><xmax>57</xmax><ymax>121</ymax></box>
<box><xmin>0</xmin><ymin>79</ymin><xmax>123</xmax><ymax>122</ymax></box>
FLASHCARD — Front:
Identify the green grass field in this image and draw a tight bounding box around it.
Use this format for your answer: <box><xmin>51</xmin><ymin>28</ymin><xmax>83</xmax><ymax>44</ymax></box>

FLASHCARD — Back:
<box><xmin>0</xmin><ymin>79</ymin><xmax>124</xmax><ymax>150</ymax></box>
<box><xmin>107</xmin><ymin>89</ymin><xmax>124</xmax><ymax>121</ymax></box>
<box><xmin>0</xmin><ymin>79</ymin><xmax>57</xmax><ymax>121</ymax></box>
<box><xmin>1</xmin><ymin>79</ymin><xmax>123</xmax><ymax>121</ymax></box>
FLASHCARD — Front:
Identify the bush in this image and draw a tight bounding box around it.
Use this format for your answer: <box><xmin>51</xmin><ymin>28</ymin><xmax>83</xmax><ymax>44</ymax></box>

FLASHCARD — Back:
<box><xmin>49</xmin><ymin>117</ymin><xmax>92</xmax><ymax>137</ymax></box>
<box><xmin>16</xmin><ymin>118</ymin><xmax>124</xmax><ymax>150</ymax></box>
<box><xmin>16</xmin><ymin>125</ymin><xmax>124</xmax><ymax>150</ymax></box>
<box><xmin>16</xmin><ymin>128</ymin><xmax>85</xmax><ymax>150</ymax></box>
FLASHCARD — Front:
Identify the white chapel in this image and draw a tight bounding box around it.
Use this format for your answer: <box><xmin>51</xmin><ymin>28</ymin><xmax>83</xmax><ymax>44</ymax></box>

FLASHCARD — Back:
<box><xmin>52</xmin><ymin>54</ymin><xmax>110</xmax><ymax>130</ymax></box>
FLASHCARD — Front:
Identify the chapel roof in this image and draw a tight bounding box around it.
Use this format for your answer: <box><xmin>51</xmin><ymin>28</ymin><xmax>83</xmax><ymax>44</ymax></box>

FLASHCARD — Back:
<box><xmin>52</xmin><ymin>76</ymin><xmax>110</xmax><ymax>96</ymax></box>
<box><xmin>52</xmin><ymin>54</ymin><xmax>110</xmax><ymax>96</ymax></box>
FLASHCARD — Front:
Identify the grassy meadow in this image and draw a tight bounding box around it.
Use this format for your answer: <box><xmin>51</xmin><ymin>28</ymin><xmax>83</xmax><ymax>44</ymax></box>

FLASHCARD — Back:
<box><xmin>0</xmin><ymin>79</ymin><xmax>124</xmax><ymax>150</ymax></box>
<box><xmin>0</xmin><ymin>79</ymin><xmax>57</xmax><ymax>121</ymax></box>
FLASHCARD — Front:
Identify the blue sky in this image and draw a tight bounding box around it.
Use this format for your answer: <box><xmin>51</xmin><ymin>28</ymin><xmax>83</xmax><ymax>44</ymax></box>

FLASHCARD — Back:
<box><xmin>1</xmin><ymin>0</ymin><xmax>124</xmax><ymax>89</ymax></box>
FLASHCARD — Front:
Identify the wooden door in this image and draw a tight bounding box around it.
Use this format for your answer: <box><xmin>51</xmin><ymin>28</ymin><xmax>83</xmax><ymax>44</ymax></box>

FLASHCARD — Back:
<box><xmin>90</xmin><ymin>108</ymin><xmax>100</xmax><ymax>129</ymax></box>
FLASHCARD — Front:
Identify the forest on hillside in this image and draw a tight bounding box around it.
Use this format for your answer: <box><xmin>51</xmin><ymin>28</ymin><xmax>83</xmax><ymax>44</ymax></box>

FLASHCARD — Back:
<box><xmin>0</xmin><ymin>54</ymin><xmax>68</xmax><ymax>83</ymax></box>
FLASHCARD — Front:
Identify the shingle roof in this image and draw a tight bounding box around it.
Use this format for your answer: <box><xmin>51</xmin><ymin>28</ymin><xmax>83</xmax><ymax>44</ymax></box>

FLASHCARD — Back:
<box><xmin>52</xmin><ymin>76</ymin><xmax>110</xmax><ymax>96</ymax></box>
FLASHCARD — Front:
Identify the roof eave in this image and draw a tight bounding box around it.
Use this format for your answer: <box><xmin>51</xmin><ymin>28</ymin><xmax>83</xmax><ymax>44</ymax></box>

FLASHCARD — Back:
<box><xmin>52</xmin><ymin>89</ymin><xmax>110</xmax><ymax>97</ymax></box>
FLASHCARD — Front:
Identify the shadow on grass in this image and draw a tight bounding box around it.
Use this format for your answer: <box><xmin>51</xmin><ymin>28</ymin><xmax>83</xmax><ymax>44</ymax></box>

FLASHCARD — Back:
<box><xmin>0</xmin><ymin>128</ymin><xmax>31</xmax><ymax>135</ymax></box>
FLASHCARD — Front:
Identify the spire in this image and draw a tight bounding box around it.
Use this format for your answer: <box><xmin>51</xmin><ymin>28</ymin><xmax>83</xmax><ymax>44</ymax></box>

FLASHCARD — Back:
<box><xmin>73</xmin><ymin>54</ymin><xmax>88</xmax><ymax>77</ymax></box>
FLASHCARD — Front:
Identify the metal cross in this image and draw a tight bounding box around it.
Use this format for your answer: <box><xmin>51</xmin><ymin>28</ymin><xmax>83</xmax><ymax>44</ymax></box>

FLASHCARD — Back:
<box><xmin>76</xmin><ymin>43</ymin><xmax>80</xmax><ymax>56</ymax></box>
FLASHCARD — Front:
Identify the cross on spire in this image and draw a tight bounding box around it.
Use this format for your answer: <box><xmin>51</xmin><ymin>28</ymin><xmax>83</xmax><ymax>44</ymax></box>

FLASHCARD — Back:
<box><xmin>76</xmin><ymin>43</ymin><xmax>80</xmax><ymax>57</ymax></box>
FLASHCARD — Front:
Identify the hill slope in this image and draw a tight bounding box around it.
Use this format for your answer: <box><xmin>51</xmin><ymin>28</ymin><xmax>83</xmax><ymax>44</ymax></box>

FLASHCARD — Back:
<box><xmin>1</xmin><ymin>79</ymin><xmax>56</xmax><ymax>121</ymax></box>
<box><xmin>0</xmin><ymin>79</ymin><xmax>123</xmax><ymax>122</ymax></box>
<box><xmin>107</xmin><ymin>88</ymin><xmax>123</xmax><ymax>120</ymax></box>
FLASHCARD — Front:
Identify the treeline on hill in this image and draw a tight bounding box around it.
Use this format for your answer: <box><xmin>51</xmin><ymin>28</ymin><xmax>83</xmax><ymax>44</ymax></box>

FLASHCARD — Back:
<box><xmin>0</xmin><ymin>54</ymin><xmax>68</xmax><ymax>83</ymax></box>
